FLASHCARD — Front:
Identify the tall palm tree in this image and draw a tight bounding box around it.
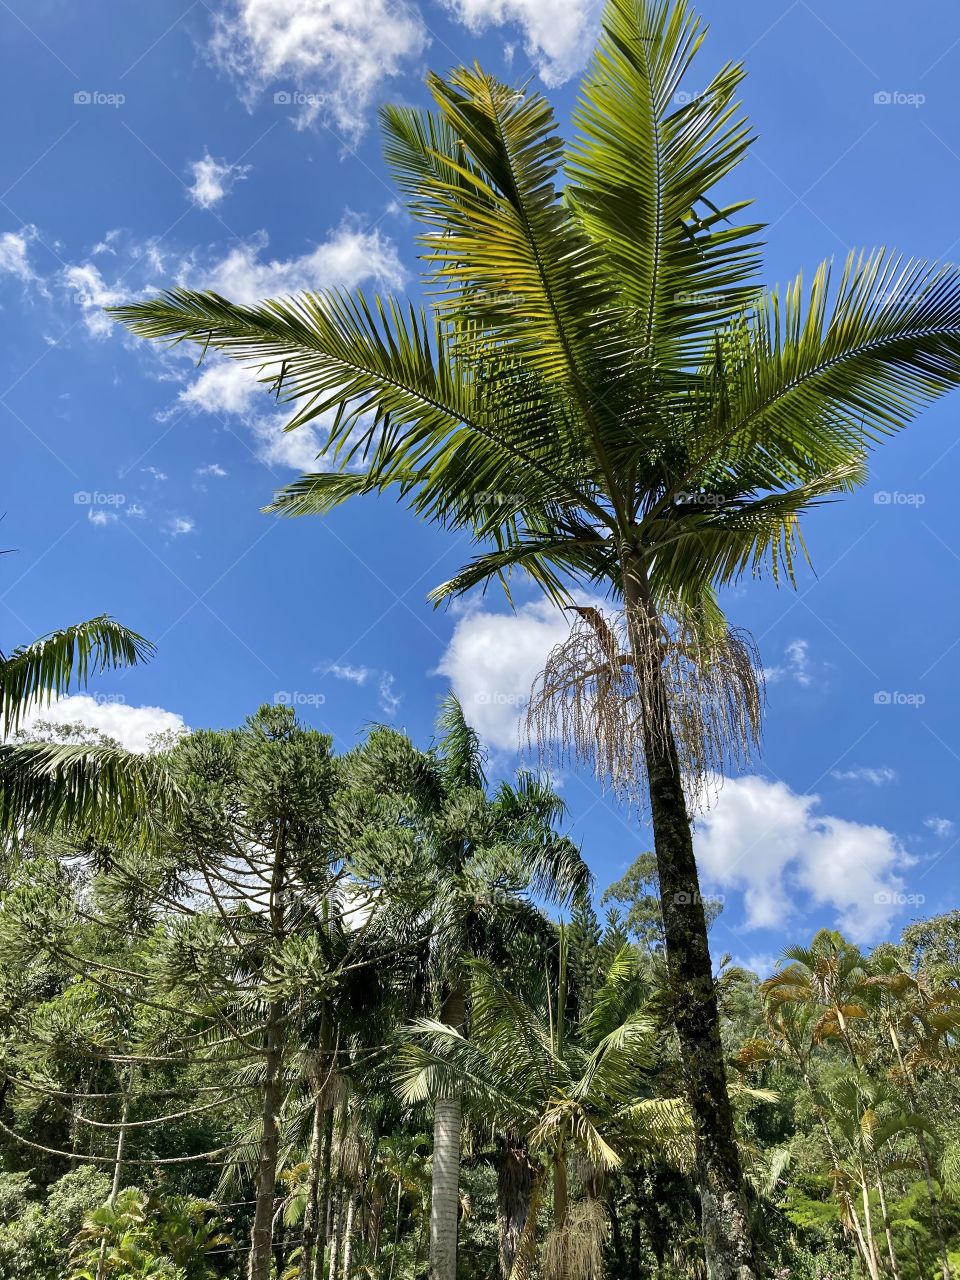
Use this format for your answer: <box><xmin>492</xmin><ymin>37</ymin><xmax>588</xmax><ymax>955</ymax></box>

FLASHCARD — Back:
<box><xmin>112</xmin><ymin>1</ymin><xmax>960</xmax><ymax>1273</ymax></box>
<box><xmin>0</xmin><ymin>616</ymin><xmax>173</xmax><ymax>837</ymax></box>
<box><xmin>342</xmin><ymin>696</ymin><xmax>590</xmax><ymax>1279</ymax></box>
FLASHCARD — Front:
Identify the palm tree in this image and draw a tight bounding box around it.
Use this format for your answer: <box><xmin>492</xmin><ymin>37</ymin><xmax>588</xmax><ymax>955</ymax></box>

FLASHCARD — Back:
<box><xmin>865</xmin><ymin>952</ymin><xmax>960</xmax><ymax>1280</ymax></box>
<box><xmin>342</xmin><ymin>696</ymin><xmax>590</xmax><ymax>1280</ymax></box>
<box><xmin>820</xmin><ymin>1074</ymin><xmax>930</xmax><ymax>1280</ymax></box>
<box><xmin>112</xmin><ymin>1</ymin><xmax>960</xmax><ymax>1272</ymax></box>
<box><xmin>763</xmin><ymin>931</ymin><xmax>873</xmax><ymax>1068</ymax></box>
<box><xmin>1</xmin><ymin>616</ymin><xmax>173</xmax><ymax>837</ymax></box>
<box><xmin>397</xmin><ymin>939</ymin><xmax>688</xmax><ymax>1278</ymax></box>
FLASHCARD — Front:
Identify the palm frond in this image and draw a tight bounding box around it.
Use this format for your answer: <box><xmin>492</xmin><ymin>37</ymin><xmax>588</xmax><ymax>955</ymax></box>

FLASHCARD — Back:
<box><xmin>1</xmin><ymin>616</ymin><xmax>153</xmax><ymax>731</ymax></box>
<box><xmin>0</xmin><ymin>742</ymin><xmax>181</xmax><ymax>839</ymax></box>
<box><xmin>569</xmin><ymin>0</ymin><xmax>762</xmax><ymax>365</ymax></box>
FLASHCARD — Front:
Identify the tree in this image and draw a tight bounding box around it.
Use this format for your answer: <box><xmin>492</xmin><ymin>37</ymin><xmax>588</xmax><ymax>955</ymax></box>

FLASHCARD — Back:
<box><xmin>112</xmin><ymin>2</ymin><xmax>960</xmax><ymax>1274</ymax></box>
<box><xmin>341</xmin><ymin>696</ymin><xmax>590</xmax><ymax>1280</ymax></box>
<box><xmin>0</xmin><ymin>616</ymin><xmax>175</xmax><ymax>839</ymax></box>
<box><xmin>398</xmin><ymin>938</ymin><xmax>688</xmax><ymax>1279</ymax></box>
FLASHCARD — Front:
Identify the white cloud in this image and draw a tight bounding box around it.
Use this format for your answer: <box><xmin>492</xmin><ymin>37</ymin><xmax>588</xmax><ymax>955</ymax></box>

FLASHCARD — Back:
<box><xmin>378</xmin><ymin>672</ymin><xmax>400</xmax><ymax>717</ymax></box>
<box><xmin>17</xmin><ymin>694</ymin><xmax>187</xmax><ymax>753</ymax></box>
<box><xmin>0</xmin><ymin>225</ymin><xmax>41</xmax><ymax>285</ymax></box>
<box><xmin>438</xmin><ymin>0</ymin><xmax>600</xmax><ymax>85</ymax></box>
<box><xmin>61</xmin><ymin>262</ymin><xmax>126</xmax><ymax>337</ymax></box>
<box><xmin>831</xmin><ymin>766</ymin><xmax>898</xmax><ymax>786</ymax></box>
<box><xmin>87</xmin><ymin>509</ymin><xmax>117</xmax><ymax>527</ymax></box>
<box><xmin>196</xmin><ymin>462</ymin><xmax>228</xmax><ymax>478</ymax></box>
<box><xmin>209</xmin><ymin>0</ymin><xmax>428</xmax><ymax>139</ymax></box>
<box><xmin>324</xmin><ymin>663</ymin><xmax>371</xmax><ymax>685</ymax></box>
<box><xmin>436</xmin><ymin>597</ymin><xmax>585</xmax><ymax>751</ymax></box>
<box><xmin>187</xmin><ymin>151</ymin><xmax>251</xmax><ymax>209</ymax></box>
<box><xmin>924</xmin><ymin>816</ymin><xmax>954</xmax><ymax>838</ymax></box>
<box><xmin>764</xmin><ymin>638</ymin><xmax>814</xmax><ymax>687</ymax></box>
<box><xmin>91</xmin><ymin>229</ymin><xmax>122</xmax><ymax>256</ymax></box>
<box><xmin>189</xmin><ymin>223</ymin><xmax>406</xmax><ymax>304</ymax></box>
<box><xmin>166</xmin><ymin>516</ymin><xmax>195</xmax><ymax>536</ymax></box>
<box><xmin>693</xmin><ymin>775</ymin><xmax>913</xmax><ymax>943</ymax></box>
<box><xmin>180</xmin><ymin>360</ymin><xmax>262</xmax><ymax>417</ymax></box>
<box><xmin>141</xmin><ymin>466</ymin><xmax>168</xmax><ymax>481</ymax></box>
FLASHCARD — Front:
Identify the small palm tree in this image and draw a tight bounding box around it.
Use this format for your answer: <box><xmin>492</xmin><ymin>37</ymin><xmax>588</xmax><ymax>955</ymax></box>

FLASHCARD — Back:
<box><xmin>112</xmin><ymin>1</ymin><xmax>960</xmax><ymax>1272</ymax></box>
<box><xmin>0</xmin><ymin>616</ymin><xmax>174</xmax><ymax>837</ymax></box>
<box><xmin>397</xmin><ymin>939</ymin><xmax>688</xmax><ymax>1278</ymax></box>
<box><xmin>763</xmin><ymin>930</ymin><xmax>873</xmax><ymax>1067</ymax></box>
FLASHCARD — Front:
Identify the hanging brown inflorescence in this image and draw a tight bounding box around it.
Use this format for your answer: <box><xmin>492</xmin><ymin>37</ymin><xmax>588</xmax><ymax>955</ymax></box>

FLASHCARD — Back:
<box><xmin>524</xmin><ymin>601</ymin><xmax>763</xmax><ymax>811</ymax></box>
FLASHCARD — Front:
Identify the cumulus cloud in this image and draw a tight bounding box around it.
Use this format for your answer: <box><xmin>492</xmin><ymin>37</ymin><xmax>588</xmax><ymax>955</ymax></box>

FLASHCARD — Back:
<box><xmin>187</xmin><ymin>152</ymin><xmax>251</xmax><ymax>209</ymax></box>
<box><xmin>188</xmin><ymin>224</ymin><xmax>406</xmax><ymax>304</ymax></box>
<box><xmin>831</xmin><ymin>766</ymin><xmax>898</xmax><ymax>786</ymax></box>
<box><xmin>17</xmin><ymin>695</ymin><xmax>187</xmax><ymax>753</ymax></box>
<box><xmin>435</xmin><ymin>597</ymin><xmax>590</xmax><ymax>751</ymax></box>
<box><xmin>0</xmin><ymin>225</ymin><xmax>42</xmax><ymax>286</ymax></box>
<box><xmin>438</xmin><ymin>0</ymin><xmax>601</xmax><ymax>85</ymax></box>
<box><xmin>209</xmin><ymin>0</ymin><xmax>428</xmax><ymax>139</ymax></box>
<box><xmin>196</xmin><ymin>463</ymin><xmax>227</xmax><ymax>478</ymax></box>
<box><xmin>166</xmin><ymin>515</ymin><xmax>196</xmax><ymax>536</ymax></box>
<box><xmin>693</xmin><ymin>776</ymin><xmax>913</xmax><ymax>942</ymax></box>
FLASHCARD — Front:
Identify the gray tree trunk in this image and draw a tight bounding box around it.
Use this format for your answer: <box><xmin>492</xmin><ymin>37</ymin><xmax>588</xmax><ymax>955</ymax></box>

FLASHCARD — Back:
<box><xmin>429</xmin><ymin>983</ymin><xmax>466</xmax><ymax>1280</ymax></box>
<box><xmin>429</xmin><ymin>1096</ymin><xmax>463</xmax><ymax>1280</ymax></box>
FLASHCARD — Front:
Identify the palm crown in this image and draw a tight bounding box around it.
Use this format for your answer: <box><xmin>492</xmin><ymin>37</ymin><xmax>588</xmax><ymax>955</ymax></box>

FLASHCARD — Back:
<box><xmin>112</xmin><ymin>2</ymin><xmax>960</xmax><ymax>627</ymax></box>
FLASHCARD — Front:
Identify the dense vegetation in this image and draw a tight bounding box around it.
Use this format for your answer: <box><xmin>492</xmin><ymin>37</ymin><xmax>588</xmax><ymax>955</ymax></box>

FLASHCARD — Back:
<box><xmin>0</xmin><ymin>701</ymin><xmax>958</xmax><ymax>1280</ymax></box>
<box><xmin>3</xmin><ymin>0</ymin><xmax>960</xmax><ymax>1275</ymax></box>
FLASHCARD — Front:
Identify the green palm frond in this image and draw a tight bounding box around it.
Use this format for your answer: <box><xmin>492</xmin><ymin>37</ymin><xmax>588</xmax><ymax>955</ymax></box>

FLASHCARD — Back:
<box><xmin>708</xmin><ymin>251</ymin><xmax>960</xmax><ymax>477</ymax></box>
<box><xmin>0</xmin><ymin>742</ymin><xmax>181</xmax><ymax>839</ymax></box>
<box><xmin>1</xmin><ymin>616</ymin><xmax>153</xmax><ymax>731</ymax></box>
<box><xmin>570</xmin><ymin>0</ymin><xmax>762</xmax><ymax>363</ymax></box>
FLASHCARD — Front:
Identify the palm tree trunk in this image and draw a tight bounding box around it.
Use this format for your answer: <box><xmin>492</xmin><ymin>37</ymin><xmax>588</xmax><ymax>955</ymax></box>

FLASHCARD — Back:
<box><xmin>622</xmin><ymin>558</ymin><xmax>760</xmax><ymax>1280</ymax></box>
<box><xmin>341</xmin><ymin>1193</ymin><xmax>357</xmax><ymax>1279</ymax></box>
<box><xmin>497</xmin><ymin>1138</ymin><xmax>536</xmax><ymax>1279</ymax></box>
<box><xmin>301</xmin><ymin>1091</ymin><xmax>327</xmax><ymax>1280</ymax></box>
<box><xmin>429</xmin><ymin>984</ymin><xmax>466</xmax><ymax>1280</ymax></box>
<box><xmin>859</xmin><ymin>1174</ymin><xmax>883</xmax><ymax>1280</ymax></box>
<box><xmin>875</xmin><ymin>1173</ymin><xmax>902</xmax><ymax>1280</ymax></box>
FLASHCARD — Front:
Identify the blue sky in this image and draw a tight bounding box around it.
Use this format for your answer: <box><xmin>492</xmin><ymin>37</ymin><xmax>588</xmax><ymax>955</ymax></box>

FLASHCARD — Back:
<box><xmin>3</xmin><ymin>0</ymin><xmax>960</xmax><ymax>970</ymax></box>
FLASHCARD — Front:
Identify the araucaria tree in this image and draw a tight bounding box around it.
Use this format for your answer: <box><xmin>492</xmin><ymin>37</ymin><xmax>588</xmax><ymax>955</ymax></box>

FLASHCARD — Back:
<box><xmin>113</xmin><ymin>0</ymin><xmax>960</xmax><ymax>1275</ymax></box>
